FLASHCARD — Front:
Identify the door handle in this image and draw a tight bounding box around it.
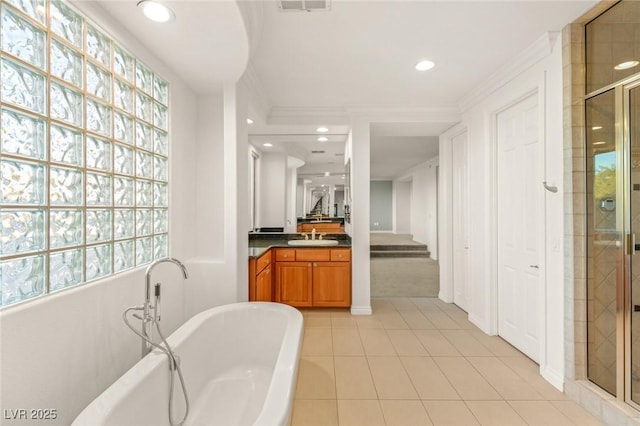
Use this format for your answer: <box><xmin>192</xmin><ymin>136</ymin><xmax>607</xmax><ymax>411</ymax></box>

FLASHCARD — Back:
<box><xmin>529</xmin><ymin>265</ymin><xmax>539</xmax><ymax>269</ymax></box>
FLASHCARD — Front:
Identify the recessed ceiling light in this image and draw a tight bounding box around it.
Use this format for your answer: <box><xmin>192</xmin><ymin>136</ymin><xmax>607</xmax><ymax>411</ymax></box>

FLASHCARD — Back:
<box><xmin>324</xmin><ymin>171</ymin><xmax>330</xmax><ymax>176</ymax></box>
<box><xmin>316</xmin><ymin>127</ymin><xmax>329</xmax><ymax>133</ymax></box>
<box><xmin>614</xmin><ymin>60</ymin><xmax>639</xmax><ymax>70</ymax></box>
<box><xmin>263</xmin><ymin>143</ymin><xmax>273</xmax><ymax>147</ymax></box>
<box><xmin>593</xmin><ymin>141</ymin><xmax>606</xmax><ymax>145</ymax></box>
<box><xmin>341</xmin><ymin>175</ymin><xmax>345</xmax><ymax>179</ymax></box>
<box><xmin>318</xmin><ymin>136</ymin><xmax>328</xmax><ymax>142</ymax></box>
<box><xmin>592</xmin><ymin>126</ymin><xmax>603</xmax><ymax>130</ymax></box>
<box><xmin>247</xmin><ymin>118</ymin><xmax>254</xmax><ymax>124</ymax></box>
<box><xmin>415</xmin><ymin>60</ymin><xmax>435</xmax><ymax>71</ymax></box>
<box><xmin>137</xmin><ymin>0</ymin><xmax>175</xmax><ymax>23</ymax></box>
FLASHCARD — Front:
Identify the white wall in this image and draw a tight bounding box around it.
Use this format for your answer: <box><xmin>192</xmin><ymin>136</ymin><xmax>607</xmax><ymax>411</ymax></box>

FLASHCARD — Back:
<box><xmin>439</xmin><ymin>32</ymin><xmax>565</xmax><ymax>389</ymax></box>
<box><xmin>259</xmin><ymin>153</ymin><xmax>287</xmax><ymax>228</ymax></box>
<box><xmin>285</xmin><ymin>165</ymin><xmax>298</xmax><ymax>232</ymax></box>
<box><xmin>394</xmin><ymin>157</ymin><xmax>439</xmax><ymax>259</ymax></box>
<box><xmin>393</xmin><ymin>180</ymin><xmax>412</xmax><ymax>234</ymax></box>
<box><xmin>0</xmin><ymin>4</ymin><xmax>205</xmax><ymax>424</ymax></box>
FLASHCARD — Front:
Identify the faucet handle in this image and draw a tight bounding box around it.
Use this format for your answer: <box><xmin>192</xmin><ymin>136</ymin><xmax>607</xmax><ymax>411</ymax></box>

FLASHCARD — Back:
<box><xmin>319</xmin><ymin>233</ymin><xmax>327</xmax><ymax>240</ymax></box>
<box><xmin>154</xmin><ymin>283</ymin><xmax>161</xmax><ymax>321</ymax></box>
<box><xmin>301</xmin><ymin>233</ymin><xmax>309</xmax><ymax>240</ymax></box>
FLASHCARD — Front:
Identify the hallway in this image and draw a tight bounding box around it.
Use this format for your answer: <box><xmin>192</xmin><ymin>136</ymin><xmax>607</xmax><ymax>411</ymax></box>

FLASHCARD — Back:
<box><xmin>292</xmin><ymin>297</ymin><xmax>603</xmax><ymax>426</ymax></box>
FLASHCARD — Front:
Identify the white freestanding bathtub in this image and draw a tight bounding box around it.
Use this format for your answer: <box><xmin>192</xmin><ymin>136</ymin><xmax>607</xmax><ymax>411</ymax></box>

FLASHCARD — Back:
<box><xmin>72</xmin><ymin>302</ymin><xmax>303</xmax><ymax>426</ymax></box>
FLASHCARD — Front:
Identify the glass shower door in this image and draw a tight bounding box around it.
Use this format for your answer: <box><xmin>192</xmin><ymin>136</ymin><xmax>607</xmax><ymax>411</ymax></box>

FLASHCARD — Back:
<box><xmin>586</xmin><ymin>89</ymin><xmax>619</xmax><ymax>396</ymax></box>
<box><xmin>629</xmin><ymin>84</ymin><xmax>640</xmax><ymax>406</ymax></box>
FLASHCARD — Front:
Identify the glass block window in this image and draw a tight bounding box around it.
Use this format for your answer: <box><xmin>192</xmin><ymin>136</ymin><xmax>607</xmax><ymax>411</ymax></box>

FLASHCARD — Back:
<box><xmin>0</xmin><ymin>0</ymin><xmax>169</xmax><ymax>308</ymax></box>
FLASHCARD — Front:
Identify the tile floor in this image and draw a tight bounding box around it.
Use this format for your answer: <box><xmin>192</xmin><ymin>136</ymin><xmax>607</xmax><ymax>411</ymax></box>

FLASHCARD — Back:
<box><xmin>291</xmin><ymin>297</ymin><xmax>604</xmax><ymax>426</ymax></box>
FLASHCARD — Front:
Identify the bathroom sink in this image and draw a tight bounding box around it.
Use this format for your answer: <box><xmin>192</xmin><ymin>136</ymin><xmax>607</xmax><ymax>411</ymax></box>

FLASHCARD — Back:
<box><xmin>287</xmin><ymin>240</ymin><xmax>339</xmax><ymax>246</ymax></box>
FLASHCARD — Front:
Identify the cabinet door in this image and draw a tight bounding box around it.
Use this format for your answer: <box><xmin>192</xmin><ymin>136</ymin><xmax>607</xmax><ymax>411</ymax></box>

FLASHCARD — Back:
<box><xmin>312</xmin><ymin>262</ymin><xmax>351</xmax><ymax>307</ymax></box>
<box><xmin>276</xmin><ymin>262</ymin><xmax>313</xmax><ymax>307</ymax></box>
<box><xmin>255</xmin><ymin>265</ymin><xmax>273</xmax><ymax>302</ymax></box>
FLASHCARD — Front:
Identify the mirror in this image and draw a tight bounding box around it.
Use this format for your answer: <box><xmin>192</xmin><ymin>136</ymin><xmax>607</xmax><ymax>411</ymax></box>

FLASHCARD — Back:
<box><xmin>248</xmin><ymin>129</ymin><xmax>348</xmax><ymax>233</ymax></box>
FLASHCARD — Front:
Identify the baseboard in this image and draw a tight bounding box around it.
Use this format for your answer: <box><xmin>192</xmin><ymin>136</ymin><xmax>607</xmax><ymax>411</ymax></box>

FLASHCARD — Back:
<box><xmin>370</xmin><ymin>230</ymin><xmax>394</xmax><ymax>233</ymax></box>
<box><xmin>541</xmin><ymin>366</ymin><xmax>564</xmax><ymax>391</ymax></box>
<box><xmin>350</xmin><ymin>305</ymin><xmax>373</xmax><ymax>315</ymax></box>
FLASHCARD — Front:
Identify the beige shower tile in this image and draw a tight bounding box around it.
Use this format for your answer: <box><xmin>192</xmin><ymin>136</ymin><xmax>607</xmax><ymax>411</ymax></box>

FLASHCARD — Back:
<box><xmin>295</xmin><ymin>356</ymin><xmax>336</xmax><ymax>399</ymax></box>
<box><xmin>423</xmin><ymin>401</ymin><xmax>480</xmax><ymax>426</ymax></box>
<box><xmin>334</xmin><ymin>356</ymin><xmax>378</xmax><ymax>399</ymax></box>
<box><xmin>368</xmin><ymin>356</ymin><xmax>418</xmax><ymax>400</ymax></box>
<box><xmin>291</xmin><ymin>399</ymin><xmax>338</xmax><ymax>426</ymax></box>
<box><xmin>387</xmin><ymin>329</ymin><xmax>428</xmax><ymax>356</ymax></box>
<box><xmin>337</xmin><ymin>400</ymin><xmax>386</xmax><ymax>426</ymax></box>
<box><xmin>434</xmin><ymin>357</ymin><xmax>501</xmax><ymax>400</ymax></box>
<box><xmin>301</xmin><ymin>327</ymin><xmax>333</xmax><ymax>356</ymax></box>
<box><xmin>401</xmin><ymin>356</ymin><xmax>459</xmax><ymax>400</ymax></box>
<box><xmin>332</xmin><ymin>328</ymin><xmax>364</xmax><ymax>356</ymax></box>
<box><xmin>465</xmin><ymin>401</ymin><xmax>527</xmax><ymax>426</ymax></box>
<box><xmin>359</xmin><ymin>328</ymin><xmax>397</xmax><ymax>356</ymax></box>
<box><xmin>508</xmin><ymin>401</ymin><xmax>574</xmax><ymax>425</ymax></box>
<box><xmin>380</xmin><ymin>400</ymin><xmax>433</xmax><ymax>426</ymax></box>
<box><xmin>414</xmin><ymin>330</ymin><xmax>460</xmax><ymax>356</ymax></box>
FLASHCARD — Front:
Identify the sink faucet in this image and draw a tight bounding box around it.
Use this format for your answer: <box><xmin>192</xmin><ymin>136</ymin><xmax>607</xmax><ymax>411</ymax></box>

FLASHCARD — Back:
<box><xmin>141</xmin><ymin>257</ymin><xmax>189</xmax><ymax>357</ymax></box>
<box><xmin>311</xmin><ymin>228</ymin><xmax>316</xmax><ymax>240</ymax></box>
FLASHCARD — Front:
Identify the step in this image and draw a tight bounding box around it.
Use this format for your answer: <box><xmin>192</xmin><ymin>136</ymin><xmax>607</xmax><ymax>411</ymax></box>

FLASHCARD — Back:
<box><xmin>369</xmin><ymin>244</ymin><xmax>429</xmax><ymax>251</ymax></box>
<box><xmin>370</xmin><ymin>250</ymin><xmax>431</xmax><ymax>258</ymax></box>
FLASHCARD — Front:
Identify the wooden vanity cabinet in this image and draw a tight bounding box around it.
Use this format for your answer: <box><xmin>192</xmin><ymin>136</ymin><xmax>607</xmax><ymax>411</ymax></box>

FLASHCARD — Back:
<box><xmin>275</xmin><ymin>248</ymin><xmax>351</xmax><ymax>308</ymax></box>
<box><xmin>249</xmin><ymin>250</ymin><xmax>273</xmax><ymax>302</ymax></box>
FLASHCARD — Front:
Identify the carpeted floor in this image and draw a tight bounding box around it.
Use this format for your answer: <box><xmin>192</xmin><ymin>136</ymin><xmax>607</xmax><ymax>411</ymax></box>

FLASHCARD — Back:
<box><xmin>370</xmin><ymin>233</ymin><xmax>425</xmax><ymax>246</ymax></box>
<box><xmin>370</xmin><ymin>257</ymin><xmax>440</xmax><ymax>297</ymax></box>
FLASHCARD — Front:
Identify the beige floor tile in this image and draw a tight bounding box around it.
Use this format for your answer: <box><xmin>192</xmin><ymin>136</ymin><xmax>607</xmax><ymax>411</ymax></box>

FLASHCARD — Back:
<box><xmin>302</xmin><ymin>327</ymin><xmax>333</xmax><ymax>356</ymax></box>
<box><xmin>337</xmin><ymin>400</ymin><xmax>386</xmax><ymax>426</ymax></box>
<box><xmin>387</xmin><ymin>330</ymin><xmax>429</xmax><ymax>356</ymax></box>
<box><xmin>291</xmin><ymin>399</ymin><xmax>339</xmax><ymax>426</ymax></box>
<box><xmin>332</xmin><ymin>317</ymin><xmax>358</xmax><ymax>328</ymax></box>
<box><xmin>467</xmin><ymin>330</ymin><xmax>523</xmax><ymax>357</ymax></box>
<box><xmin>401</xmin><ymin>311</ymin><xmax>437</xmax><ymax>330</ymax></box>
<box><xmin>423</xmin><ymin>400</ymin><xmax>480</xmax><ymax>426</ymax></box>
<box><xmin>371</xmin><ymin>298</ymin><xmax>398</xmax><ymax>312</ymax></box>
<box><xmin>334</xmin><ymin>356</ymin><xmax>378</xmax><ymax>399</ymax></box>
<box><xmin>440</xmin><ymin>330</ymin><xmax>493</xmax><ymax>356</ymax></box>
<box><xmin>377</xmin><ymin>312</ymin><xmax>411</xmax><ymax>329</ymax></box>
<box><xmin>391</xmin><ymin>298</ymin><xmax>420</xmax><ymax>311</ymax></box>
<box><xmin>368</xmin><ymin>356</ymin><xmax>419</xmax><ymax>399</ymax></box>
<box><xmin>498</xmin><ymin>356</ymin><xmax>567</xmax><ymax>400</ymax></box>
<box><xmin>465</xmin><ymin>401</ymin><xmax>527</xmax><ymax>426</ymax></box>
<box><xmin>413</xmin><ymin>330</ymin><xmax>460</xmax><ymax>356</ymax></box>
<box><xmin>332</xmin><ymin>328</ymin><xmax>365</xmax><ymax>356</ymax></box>
<box><xmin>380</xmin><ymin>400</ymin><xmax>433</xmax><ymax>426</ymax></box>
<box><xmin>305</xmin><ymin>317</ymin><xmax>332</xmax><ymax>327</ymax></box>
<box><xmin>360</xmin><ymin>328</ymin><xmax>398</xmax><ymax>356</ymax></box>
<box><xmin>550</xmin><ymin>400</ymin><xmax>605</xmax><ymax>425</ymax></box>
<box><xmin>330</xmin><ymin>309</ymin><xmax>352</xmax><ymax>318</ymax></box>
<box><xmin>295</xmin><ymin>356</ymin><xmax>336</xmax><ymax>399</ymax></box>
<box><xmin>301</xmin><ymin>309</ymin><xmax>333</xmax><ymax>318</ymax></box>
<box><xmin>401</xmin><ymin>357</ymin><xmax>460</xmax><ymax>400</ymax></box>
<box><xmin>422</xmin><ymin>312</ymin><xmax>461</xmax><ymax>329</ymax></box>
<box><xmin>467</xmin><ymin>357</ymin><xmax>544</xmax><ymax>400</ymax></box>
<box><xmin>356</xmin><ymin>316</ymin><xmax>384</xmax><ymax>329</ymax></box>
<box><xmin>434</xmin><ymin>357</ymin><xmax>501</xmax><ymax>400</ymax></box>
<box><xmin>508</xmin><ymin>401</ymin><xmax>574</xmax><ymax>425</ymax></box>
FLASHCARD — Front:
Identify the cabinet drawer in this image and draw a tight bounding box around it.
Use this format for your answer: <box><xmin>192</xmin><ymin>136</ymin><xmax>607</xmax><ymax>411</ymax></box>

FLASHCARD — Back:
<box><xmin>276</xmin><ymin>249</ymin><xmax>296</xmax><ymax>261</ymax></box>
<box><xmin>330</xmin><ymin>249</ymin><xmax>351</xmax><ymax>262</ymax></box>
<box><xmin>256</xmin><ymin>250</ymin><xmax>271</xmax><ymax>273</ymax></box>
<box><xmin>296</xmin><ymin>249</ymin><xmax>330</xmax><ymax>262</ymax></box>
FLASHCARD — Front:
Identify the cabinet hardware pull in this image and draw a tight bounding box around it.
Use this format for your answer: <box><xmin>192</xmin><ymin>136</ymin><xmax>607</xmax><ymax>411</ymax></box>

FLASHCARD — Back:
<box><xmin>308</xmin><ymin>263</ymin><xmax>311</xmax><ymax>267</ymax></box>
<box><xmin>313</xmin><ymin>263</ymin><xmax>317</xmax><ymax>267</ymax></box>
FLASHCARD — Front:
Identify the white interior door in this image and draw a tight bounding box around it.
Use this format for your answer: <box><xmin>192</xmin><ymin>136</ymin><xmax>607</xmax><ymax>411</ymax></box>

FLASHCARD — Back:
<box><xmin>497</xmin><ymin>93</ymin><xmax>541</xmax><ymax>362</ymax></box>
<box><xmin>452</xmin><ymin>131</ymin><xmax>469</xmax><ymax>311</ymax></box>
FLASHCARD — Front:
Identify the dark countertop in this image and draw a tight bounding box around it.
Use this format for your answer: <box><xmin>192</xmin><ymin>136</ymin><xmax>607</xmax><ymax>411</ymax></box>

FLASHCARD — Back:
<box><xmin>248</xmin><ymin>233</ymin><xmax>351</xmax><ymax>259</ymax></box>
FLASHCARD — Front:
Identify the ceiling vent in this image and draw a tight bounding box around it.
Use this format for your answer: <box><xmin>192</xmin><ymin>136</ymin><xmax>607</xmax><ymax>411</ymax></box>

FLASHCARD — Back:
<box><xmin>278</xmin><ymin>0</ymin><xmax>331</xmax><ymax>12</ymax></box>
<box><xmin>311</xmin><ymin>150</ymin><xmax>326</xmax><ymax>154</ymax></box>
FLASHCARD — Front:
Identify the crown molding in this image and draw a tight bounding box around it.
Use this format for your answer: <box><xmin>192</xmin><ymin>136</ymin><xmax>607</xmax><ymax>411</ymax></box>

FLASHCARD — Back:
<box><xmin>268</xmin><ymin>106</ymin><xmax>350</xmax><ymax>125</ymax></box>
<box><xmin>458</xmin><ymin>31</ymin><xmax>560</xmax><ymax>112</ymax></box>
<box><xmin>345</xmin><ymin>105</ymin><xmax>461</xmax><ymax>122</ymax></box>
